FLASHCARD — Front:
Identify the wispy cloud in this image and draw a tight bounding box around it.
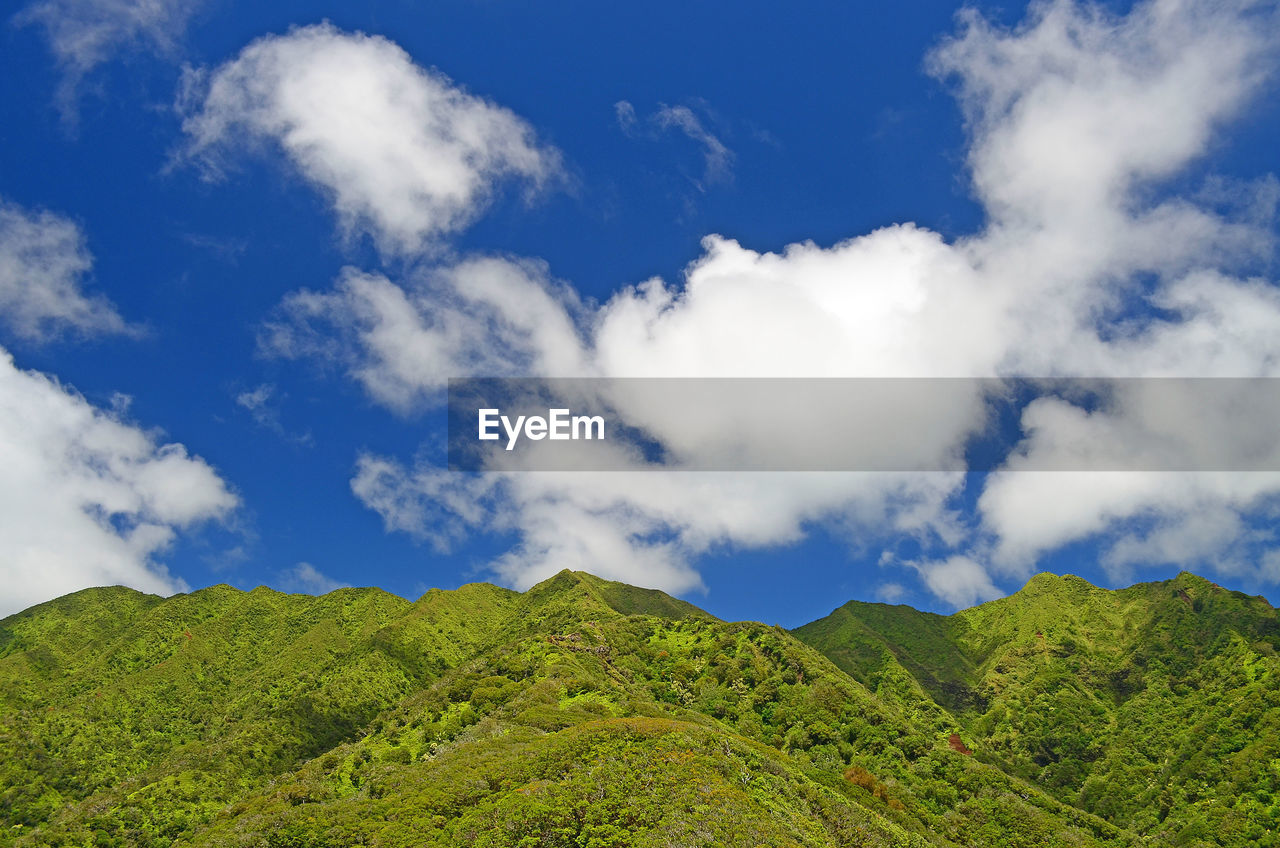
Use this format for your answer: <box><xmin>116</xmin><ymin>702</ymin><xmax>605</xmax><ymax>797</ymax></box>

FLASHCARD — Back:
<box><xmin>652</xmin><ymin>104</ymin><xmax>734</xmax><ymax>188</ymax></box>
<box><xmin>874</xmin><ymin>582</ymin><xmax>907</xmax><ymax>604</ymax></box>
<box><xmin>15</xmin><ymin>0</ymin><xmax>202</xmax><ymax>123</ymax></box>
<box><xmin>615</xmin><ymin>99</ymin><xmax>735</xmax><ymax>190</ymax></box>
<box><xmin>275</xmin><ymin>562</ymin><xmax>351</xmax><ymax>594</ymax></box>
<box><xmin>235</xmin><ymin>383</ymin><xmax>312</xmax><ymax>446</ymax></box>
<box><xmin>614</xmin><ymin>100</ymin><xmax>639</xmax><ymax>133</ymax></box>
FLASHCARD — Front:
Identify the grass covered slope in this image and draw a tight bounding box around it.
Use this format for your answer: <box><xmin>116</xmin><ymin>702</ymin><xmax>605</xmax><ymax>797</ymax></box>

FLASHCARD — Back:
<box><xmin>177</xmin><ymin>605</ymin><xmax>1127</xmax><ymax>848</ymax></box>
<box><xmin>0</xmin><ymin>569</ymin><xmax>1268</xmax><ymax>846</ymax></box>
<box><xmin>796</xmin><ymin>571</ymin><xmax>1280</xmax><ymax>847</ymax></box>
<box><xmin>0</xmin><ymin>573</ymin><xmax>731</xmax><ymax>847</ymax></box>
<box><xmin>1</xmin><ymin>583</ymin><xmax>423</xmax><ymax>842</ymax></box>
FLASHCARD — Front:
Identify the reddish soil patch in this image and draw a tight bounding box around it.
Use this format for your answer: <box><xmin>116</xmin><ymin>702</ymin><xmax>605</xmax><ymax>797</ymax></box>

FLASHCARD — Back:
<box><xmin>948</xmin><ymin>733</ymin><xmax>972</xmax><ymax>755</ymax></box>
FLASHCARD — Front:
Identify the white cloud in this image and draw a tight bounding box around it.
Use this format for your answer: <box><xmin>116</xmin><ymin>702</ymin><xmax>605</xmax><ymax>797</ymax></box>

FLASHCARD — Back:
<box><xmin>914</xmin><ymin>556</ymin><xmax>1004</xmax><ymax>609</ymax></box>
<box><xmin>268</xmin><ymin>0</ymin><xmax>1280</xmax><ymax>603</ymax></box>
<box><xmin>350</xmin><ymin>454</ymin><xmax>493</xmax><ymax>550</ymax></box>
<box><xmin>978</xmin><ymin>381</ymin><xmax>1280</xmax><ymax>579</ymax></box>
<box><xmin>353</xmin><ymin>452</ymin><xmax>963</xmax><ymax>595</ymax></box>
<box><xmin>261</xmin><ymin>259</ymin><xmax>588</xmax><ymax>413</ymax></box>
<box><xmin>0</xmin><ymin>348</ymin><xmax>238</xmax><ymax>617</ymax></box>
<box><xmin>275</xmin><ymin>562</ymin><xmax>350</xmax><ymax>594</ymax></box>
<box><xmin>0</xmin><ymin>198</ymin><xmax>131</xmax><ymax>342</ymax></box>
<box><xmin>945</xmin><ymin>0</ymin><xmax>1280</xmax><ymax>590</ymax></box>
<box><xmin>980</xmin><ymin>467</ymin><xmax>1280</xmax><ymax>579</ymax></box>
<box><xmin>932</xmin><ymin>0</ymin><xmax>1273</xmax><ymax>232</ymax></box>
<box><xmin>875</xmin><ymin>582</ymin><xmax>907</xmax><ymax>604</ymax></box>
<box><xmin>179</xmin><ymin>23</ymin><xmax>562</xmax><ymax>257</ymax></box>
<box><xmin>16</xmin><ymin>0</ymin><xmax>201</xmax><ymax>121</ymax></box>
<box><xmin>1263</xmin><ymin>548</ymin><xmax>1280</xmax><ymax>583</ymax></box>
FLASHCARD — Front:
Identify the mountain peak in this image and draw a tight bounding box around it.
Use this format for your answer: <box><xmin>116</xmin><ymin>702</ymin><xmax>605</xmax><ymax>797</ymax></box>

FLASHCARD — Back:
<box><xmin>1172</xmin><ymin>570</ymin><xmax>1221</xmax><ymax>591</ymax></box>
<box><xmin>522</xmin><ymin>569</ymin><xmax>715</xmax><ymax>621</ymax></box>
<box><xmin>1017</xmin><ymin>571</ymin><xmax>1100</xmax><ymax>594</ymax></box>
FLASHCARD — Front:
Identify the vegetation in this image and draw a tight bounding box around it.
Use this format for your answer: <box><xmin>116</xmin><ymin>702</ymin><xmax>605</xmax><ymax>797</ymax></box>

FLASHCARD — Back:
<box><xmin>0</xmin><ymin>569</ymin><xmax>1274</xmax><ymax>846</ymax></box>
<box><xmin>796</xmin><ymin>572</ymin><xmax>1280</xmax><ymax>847</ymax></box>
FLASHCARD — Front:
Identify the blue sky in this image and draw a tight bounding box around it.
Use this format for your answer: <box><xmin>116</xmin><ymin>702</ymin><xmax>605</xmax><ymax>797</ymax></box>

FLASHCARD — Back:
<box><xmin>2</xmin><ymin>0</ymin><xmax>1280</xmax><ymax>625</ymax></box>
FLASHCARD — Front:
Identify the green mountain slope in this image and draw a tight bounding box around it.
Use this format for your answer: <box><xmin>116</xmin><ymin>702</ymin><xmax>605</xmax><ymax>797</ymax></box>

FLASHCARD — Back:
<box><xmin>0</xmin><ymin>573</ymin><xmax>729</xmax><ymax>847</ymax></box>
<box><xmin>0</xmin><ymin>569</ymin><xmax>1270</xmax><ymax>846</ymax></box>
<box><xmin>175</xmin><ymin>602</ymin><xmax>1127</xmax><ymax>848</ymax></box>
<box><xmin>796</xmin><ymin>571</ymin><xmax>1280</xmax><ymax>847</ymax></box>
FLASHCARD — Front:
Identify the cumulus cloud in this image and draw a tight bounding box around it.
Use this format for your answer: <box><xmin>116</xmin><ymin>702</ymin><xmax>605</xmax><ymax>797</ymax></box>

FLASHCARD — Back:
<box><xmin>945</xmin><ymin>0</ymin><xmax>1280</xmax><ymax>590</ymax></box>
<box><xmin>178</xmin><ymin>23</ymin><xmax>562</xmax><ymax>257</ymax></box>
<box><xmin>16</xmin><ymin>0</ymin><xmax>201</xmax><ymax>121</ymax></box>
<box><xmin>931</xmin><ymin>0</ymin><xmax>1274</xmax><ymax>233</ymax></box>
<box><xmin>275</xmin><ymin>562</ymin><xmax>350</xmax><ymax>594</ymax></box>
<box><xmin>266</xmin><ymin>0</ymin><xmax>1280</xmax><ymax>603</ymax></box>
<box><xmin>0</xmin><ymin>198</ymin><xmax>131</xmax><ymax>342</ymax></box>
<box><xmin>978</xmin><ymin>382</ymin><xmax>1280</xmax><ymax>578</ymax></box>
<box><xmin>0</xmin><ymin>349</ymin><xmax>238</xmax><ymax>617</ymax></box>
<box><xmin>980</xmin><ymin>468</ymin><xmax>1280</xmax><ymax>578</ymax></box>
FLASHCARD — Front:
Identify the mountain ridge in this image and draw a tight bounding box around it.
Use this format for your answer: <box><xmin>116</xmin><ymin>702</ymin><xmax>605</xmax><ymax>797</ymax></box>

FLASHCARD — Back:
<box><xmin>795</xmin><ymin>569</ymin><xmax>1280</xmax><ymax>845</ymax></box>
<box><xmin>9</xmin><ymin>567</ymin><xmax>1268</xmax><ymax>633</ymax></box>
<box><xmin>1</xmin><ymin>568</ymin><xmax>1276</xmax><ymax>847</ymax></box>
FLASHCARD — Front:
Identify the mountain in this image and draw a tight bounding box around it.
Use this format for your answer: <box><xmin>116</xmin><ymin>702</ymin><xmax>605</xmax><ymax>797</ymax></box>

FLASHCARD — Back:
<box><xmin>0</xmin><ymin>570</ymin><xmax>1273</xmax><ymax>847</ymax></box>
<box><xmin>795</xmin><ymin>571</ymin><xmax>1280</xmax><ymax>847</ymax></box>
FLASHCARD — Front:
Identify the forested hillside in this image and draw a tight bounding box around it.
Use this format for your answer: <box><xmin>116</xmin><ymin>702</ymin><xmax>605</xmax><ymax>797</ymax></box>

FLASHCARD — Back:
<box><xmin>1</xmin><ymin>570</ymin><xmax>1275</xmax><ymax>846</ymax></box>
<box><xmin>796</xmin><ymin>572</ymin><xmax>1280</xmax><ymax>846</ymax></box>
